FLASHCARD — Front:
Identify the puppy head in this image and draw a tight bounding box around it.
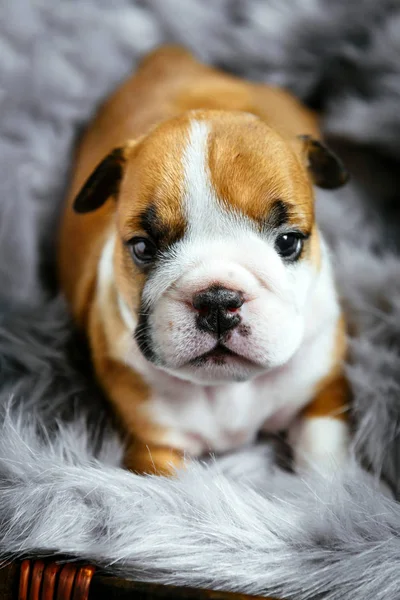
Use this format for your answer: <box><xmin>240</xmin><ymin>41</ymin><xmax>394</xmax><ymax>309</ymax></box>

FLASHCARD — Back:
<box><xmin>74</xmin><ymin>110</ymin><xmax>348</xmax><ymax>384</ymax></box>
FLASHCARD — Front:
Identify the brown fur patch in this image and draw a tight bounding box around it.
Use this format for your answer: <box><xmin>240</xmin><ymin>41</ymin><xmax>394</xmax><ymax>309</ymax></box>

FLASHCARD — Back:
<box><xmin>207</xmin><ymin>113</ymin><xmax>315</xmax><ymax>235</ymax></box>
<box><xmin>303</xmin><ymin>316</ymin><xmax>349</xmax><ymax>420</ymax></box>
<box><xmin>124</xmin><ymin>440</ymin><xmax>184</xmax><ymax>475</ymax></box>
<box><xmin>117</xmin><ymin>119</ymin><xmax>189</xmax><ymax>248</ymax></box>
<box><xmin>304</xmin><ymin>224</ymin><xmax>321</xmax><ymax>270</ymax></box>
<box><xmin>302</xmin><ymin>374</ymin><xmax>349</xmax><ymax>420</ymax></box>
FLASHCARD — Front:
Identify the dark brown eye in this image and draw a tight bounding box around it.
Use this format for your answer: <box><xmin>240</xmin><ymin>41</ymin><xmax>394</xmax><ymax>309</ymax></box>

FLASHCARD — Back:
<box><xmin>275</xmin><ymin>232</ymin><xmax>303</xmax><ymax>261</ymax></box>
<box><xmin>129</xmin><ymin>237</ymin><xmax>157</xmax><ymax>267</ymax></box>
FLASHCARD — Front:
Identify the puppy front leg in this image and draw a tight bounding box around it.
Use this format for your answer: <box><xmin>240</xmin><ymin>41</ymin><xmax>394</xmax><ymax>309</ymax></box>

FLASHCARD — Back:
<box><xmin>289</xmin><ymin>374</ymin><xmax>350</xmax><ymax>473</ymax></box>
<box><xmin>93</xmin><ymin>352</ymin><xmax>185</xmax><ymax>476</ymax></box>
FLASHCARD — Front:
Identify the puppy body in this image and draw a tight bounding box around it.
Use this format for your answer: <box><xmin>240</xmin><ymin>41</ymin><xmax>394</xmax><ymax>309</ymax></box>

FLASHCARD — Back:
<box><xmin>59</xmin><ymin>46</ymin><xmax>349</xmax><ymax>475</ymax></box>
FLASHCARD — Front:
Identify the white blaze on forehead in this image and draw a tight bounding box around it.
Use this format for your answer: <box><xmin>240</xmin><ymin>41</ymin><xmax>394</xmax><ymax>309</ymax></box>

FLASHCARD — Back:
<box><xmin>182</xmin><ymin>120</ymin><xmax>216</xmax><ymax>236</ymax></box>
<box><xmin>181</xmin><ymin>119</ymin><xmax>252</xmax><ymax>238</ymax></box>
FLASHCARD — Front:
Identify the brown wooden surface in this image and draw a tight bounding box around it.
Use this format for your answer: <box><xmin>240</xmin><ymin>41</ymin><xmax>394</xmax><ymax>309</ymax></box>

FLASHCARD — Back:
<box><xmin>0</xmin><ymin>559</ymin><xmax>280</xmax><ymax>600</ymax></box>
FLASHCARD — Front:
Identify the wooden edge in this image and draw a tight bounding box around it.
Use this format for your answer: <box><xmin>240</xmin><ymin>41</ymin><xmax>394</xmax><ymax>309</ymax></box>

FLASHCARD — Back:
<box><xmin>0</xmin><ymin>559</ymin><xmax>281</xmax><ymax>600</ymax></box>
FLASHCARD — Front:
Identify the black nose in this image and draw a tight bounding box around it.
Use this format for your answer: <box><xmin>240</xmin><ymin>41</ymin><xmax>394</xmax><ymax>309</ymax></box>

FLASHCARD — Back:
<box><xmin>193</xmin><ymin>286</ymin><xmax>244</xmax><ymax>336</ymax></box>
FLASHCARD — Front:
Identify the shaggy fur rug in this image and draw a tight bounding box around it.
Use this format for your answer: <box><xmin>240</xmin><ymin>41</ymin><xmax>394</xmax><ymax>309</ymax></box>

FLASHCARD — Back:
<box><xmin>1</xmin><ymin>1</ymin><xmax>400</xmax><ymax>599</ymax></box>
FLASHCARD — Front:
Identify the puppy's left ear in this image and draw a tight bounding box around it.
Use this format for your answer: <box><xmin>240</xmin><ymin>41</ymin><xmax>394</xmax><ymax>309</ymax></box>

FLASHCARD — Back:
<box><xmin>298</xmin><ymin>134</ymin><xmax>349</xmax><ymax>190</ymax></box>
<box><xmin>73</xmin><ymin>147</ymin><xmax>126</xmax><ymax>214</ymax></box>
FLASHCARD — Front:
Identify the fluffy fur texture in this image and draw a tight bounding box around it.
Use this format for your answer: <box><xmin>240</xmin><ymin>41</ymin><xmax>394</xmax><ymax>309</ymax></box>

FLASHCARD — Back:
<box><xmin>1</xmin><ymin>1</ymin><xmax>400</xmax><ymax>598</ymax></box>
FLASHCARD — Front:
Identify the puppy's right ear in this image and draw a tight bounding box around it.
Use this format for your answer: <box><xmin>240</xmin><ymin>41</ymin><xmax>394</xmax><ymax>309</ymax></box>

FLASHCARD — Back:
<box><xmin>73</xmin><ymin>147</ymin><xmax>126</xmax><ymax>214</ymax></box>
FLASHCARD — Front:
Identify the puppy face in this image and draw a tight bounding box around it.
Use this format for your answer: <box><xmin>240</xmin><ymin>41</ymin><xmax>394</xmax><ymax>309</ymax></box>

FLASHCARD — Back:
<box><xmin>74</xmin><ymin>111</ymin><xmax>347</xmax><ymax>384</ymax></box>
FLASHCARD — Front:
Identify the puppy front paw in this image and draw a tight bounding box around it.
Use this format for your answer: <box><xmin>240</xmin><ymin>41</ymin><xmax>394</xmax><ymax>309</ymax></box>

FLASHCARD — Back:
<box><xmin>124</xmin><ymin>441</ymin><xmax>186</xmax><ymax>476</ymax></box>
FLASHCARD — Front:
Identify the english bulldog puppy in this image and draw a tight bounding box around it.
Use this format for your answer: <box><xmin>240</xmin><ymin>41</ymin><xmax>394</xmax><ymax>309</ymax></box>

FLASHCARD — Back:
<box><xmin>58</xmin><ymin>46</ymin><xmax>349</xmax><ymax>475</ymax></box>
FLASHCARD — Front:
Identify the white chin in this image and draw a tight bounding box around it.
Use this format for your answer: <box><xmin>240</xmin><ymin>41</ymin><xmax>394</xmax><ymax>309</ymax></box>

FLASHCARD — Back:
<box><xmin>162</xmin><ymin>355</ymin><xmax>265</xmax><ymax>385</ymax></box>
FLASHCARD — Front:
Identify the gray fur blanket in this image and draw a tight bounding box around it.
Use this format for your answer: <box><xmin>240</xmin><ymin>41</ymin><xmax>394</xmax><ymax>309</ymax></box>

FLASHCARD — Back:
<box><xmin>1</xmin><ymin>1</ymin><xmax>400</xmax><ymax>599</ymax></box>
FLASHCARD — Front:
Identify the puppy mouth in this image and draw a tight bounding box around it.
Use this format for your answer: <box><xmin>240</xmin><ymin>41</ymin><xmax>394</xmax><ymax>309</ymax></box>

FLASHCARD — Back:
<box><xmin>188</xmin><ymin>343</ymin><xmax>254</xmax><ymax>368</ymax></box>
